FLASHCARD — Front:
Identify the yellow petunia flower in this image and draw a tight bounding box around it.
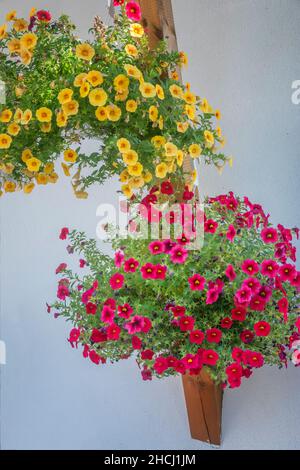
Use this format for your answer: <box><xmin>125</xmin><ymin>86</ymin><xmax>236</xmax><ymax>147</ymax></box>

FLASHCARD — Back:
<box><xmin>164</xmin><ymin>142</ymin><xmax>178</xmax><ymax>157</ymax></box>
<box><xmin>36</xmin><ymin>173</ymin><xmax>49</xmax><ymax>185</ymax></box>
<box><xmin>170</xmin><ymin>71</ymin><xmax>179</xmax><ymax>81</ymax></box>
<box><xmin>64</xmin><ymin>149</ymin><xmax>77</xmax><ymax>163</ymax></box>
<box><xmin>0</xmin><ymin>134</ymin><xmax>12</xmax><ymax>149</ymax></box>
<box><xmin>74</xmin><ymin>190</ymin><xmax>88</xmax><ymax>199</ymax></box>
<box><xmin>215</xmin><ymin>109</ymin><xmax>221</xmax><ymax>120</ymax></box>
<box><xmin>200</xmin><ymin>98</ymin><xmax>209</xmax><ymax>113</ymax></box>
<box><xmin>177</xmin><ymin>122</ymin><xmax>189</xmax><ymax>133</ymax></box>
<box><xmin>23</xmin><ymin>182</ymin><xmax>35</xmax><ymax>194</ymax></box>
<box><xmin>130</xmin><ymin>23</ymin><xmax>144</xmax><ymax>38</ymax></box>
<box><xmin>204</xmin><ymin>130</ymin><xmax>215</xmax><ymax>147</ymax></box>
<box><xmin>183</xmin><ymin>90</ymin><xmax>196</xmax><ymax>105</ymax></box>
<box><xmin>179</xmin><ymin>51</ymin><xmax>188</xmax><ymax>67</ymax></box>
<box><xmin>13</xmin><ymin>19</ymin><xmax>29</xmax><ymax>32</ymax></box>
<box><xmin>58</xmin><ymin>88</ymin><xmax>73</xmax><ymax>105</ymax></box>
<box><xmin>169</xmin><ymin>84</ymin><xmax>183</xmax><ymax>99</ymax></box>
<box><xmin>151</xmin><ymin>135</ymin><xmax>166</xmax><ymax>148</ymax></box>
<box><xmin>139</xmin><ymin>82</ymin><xmax>156</xmax><ymax>98</ymax></box>
<box><xmin>20</xmin><ymin>32</ymin><xmax>37</xmax><ymax>49</ymax></box>
<box><xmin>62</xmin><ymin>100</ymin><xmax>79</xmax><ymax>116</ymax></box>
<box><xmin>149</xmin><ymin>105</ymin><xmax>158</xmax><ymax>122</ymax></box>
<box><xmin>14</xmin><ymin>108</ymin><xmax>23</xmax><ymax>123</ymax></box>
<box><xmin>7</xmin><ymin>123</ymin><xmax>20</xmax><ymax>136</ymax></box>
<box><xmin>124</xmin><ymin>64</ymin><xmax>143</xmax><ymax>81</ymax></box>
<box><xmin>21</xmin><ymin>109</ymin><xmax>32</xmax><ymax>125</ymax></box>
<box><xmin>88</xmin><ymin>88</ymin><xmax>108</xmax><ymax>107</ymax></box>
<box><xmin>95</xmin><ymin>106</ymin><xmax>108</xmax><ymax>121</ymax></box>
<box><xmin>6</xmin><ymin>10</ymin><xmax>17</xmax><ymax>21</ymax></box>
<box><xmin>185</xmin><ymin>104</ymin><xmax>196</xmax><ymax>120</ymax></box>
<box><xmin>119</xmin><ymin>169</ymin><xmax>129</xmax><ymax>183</ymax></box>
<box><xmin>1</xmin><ymin>163</ymin><xmax>14</xmax><ymax>174</ymax></box>
<box><xmin>176</xmin><ymin>150</ymin><xmax>184</xmax><ymax>167</ymax></box>
<box><xmin>106</xmin><ymin>104</ymin><xmax>121</xmax><ymax>122</ymax></box>
<box><xmin>56</xmin><ymin>110</ymin><xmax>68</xmax><ymax>127</ymax></box>
<box><xmin>117</xmin><ymin>138</ymin><xmax>131</xmax><ymax>154</ymax></box>
<box><xmin>114</xmin><ymin>74</ymin><xmax>129</xmax><ymax>92</ymax></box>
<box><xmin>216</xmin><ymin>126</ymin><xmax>222</xmax><ymax>137</ymax></box>
<box><xmin>48</xmin><ymin>172</ymin><xmax>59</xmax><ymax>184</ymax></box>
<box><xmin>128</xmin><ymin>162</ymin><xmax>143</xmax><ymax>177</ymax></box>
<box><xmin>156</xmin><ymin>84</ymin><xmax>165</xmax><ymax>100</ymax></box>
<box><xmin>0</xmin><ymin>109</ymin><xmax>12</xmax><ymax>123</ymax></box>
<box><xmin>121</xmin><ymin>184</ymin><xmax>133</xmax><ymax>199</ymax></box>
<box><xmin>126</xmin><ymin>99</ymin><xmax>138</xmax><ymax>113</ymax></box>
<box><xmin>80</xmin><ymin>82</ymin><xmax>90</xmax><ymax>98</ymax></box>
<box><xmin>15</xmin><ymin>86</ymin><xmax>25</xmax><ymax>98</ymax></box>
<box><xmin>189</xmin><ymin>143</ymin><xmax>202</xmax><ymax>158</ymax></box>
<box><xmin>86</xmin><ymin>70</ymin><xmax>104</xmax><ymax>87</ymax></box>
<box><xmin>61</xmin><ymin>162</ymin><xmax>71</xmax><ymax>177</ymax></box>
<box><xmin>122</xmin><ymin>150</ymin><xmax>138</xmax><ymax>165</ymax></box>
<box><xmin>0</xmin><ymin>24</ymin><xmax>7</xmax><ymax>40</ymax></box>
<box><xmin>8</xmin><ymin>39</ymin><xmax>21</xmax><ymax>53</ymax></box>
<box><xmin>26</xmin><ymin>157</ymin><xmax>41</xmax><ymax>172</ymax></box>
<box><xmin>20</xmin><ymin>48</ymin><xmax>32</xmax><ymax>65</ymax></box>
<box><xmin>4</xmin><ymin>181</ymin><xmax>16</xmax><ymax>193</ymax></box>
<box><xmin>36</xmin><ymin>107</ymin><xmax>52</xmax><ymax>123</ymax></box>
<box><xmin>143</xmin><ymin>171</ymin><xmax>153</xmax><ymax>183</ymax></box>
<box><xmin>125</xmin><ymin>44</ymin><xmax>138</xmax><ymax>57</ymax></box>
<box><xmin>158</xmin><ymin>116</ymin><xmax>164</xmax><ymax>130</ymax></box>
<box><xmin>41</xmin><ymin>122</ymin><xmax>51</xmax><ymax>133</ymax></box>
<box><xmin>74</xmin><ymin>73</ymin><xmax>88</xmax><ymax>87</ymax></box>
<box><xmin>21</xmin><ymin>149</ymin><xmax>33</xmax><ymax>163</ymax></box>
<box><xmin>155</xmin><ymin>162</ymin><xmax>168</xmax><ymax>179</ymax></box>
<box><xmin>75</xmin><ymin>43</ymin><xmax>95</xmax><ymax>61</ymax></box>
<box><xmin>29</xmin><ymin>8</ymin><xmax>37</xmax><ymax>17</ymax></box>
<box><xmin>44</xmin><ymin>162</ymin><xmax>54</xmax><ymax>174</ymax></box>
<box><xmin>115</xmin><ymin>89</ymin><xmax>129</xmax><ymax>102</ymax></box>
<box><xmin>128</xmin><ymin>176</ymin><xmax>144</xmax><ymax>189</ymax></box>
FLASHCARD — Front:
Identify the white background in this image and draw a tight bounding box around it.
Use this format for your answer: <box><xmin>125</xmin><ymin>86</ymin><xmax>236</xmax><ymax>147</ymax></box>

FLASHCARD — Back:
<box><xmin>0</xmin><ymin>0</ymin><xmax>300</xmax><ymax>449</ymax></box>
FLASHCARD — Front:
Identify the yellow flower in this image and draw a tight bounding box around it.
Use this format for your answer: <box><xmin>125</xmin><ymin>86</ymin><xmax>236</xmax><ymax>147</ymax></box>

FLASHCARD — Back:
<box><xmin>56</xmin><ymin>110</ymin><xmax>68</xmax><ymax>127</ymax></box>
<box><xmin>151</xmin><ymin>135</ymin><xmax>166</xmax><ymax>148</ymax></box>
<box><xmin>44</xmin><ymin>163</ymin><xmax>54</xmax><ymax>174</ymax></box>
<box><xmin>4</xmin><ymin>181</ymin><xmax>16</xmax><ymax>193</ymax></box>
<box><xmin>126</xmin><ymin>100</ymin><xmax>137</xmax><ymax>113</ymax></box>
<box><xmin>80</xmin><ymin>82</ymin><xmax>90</xmax><ymax>98</ymax></box>
<box><xmin>41</xmin><ymin>122</ymin><xmax>51</xmax><ymax>133</ymax></box>
<box><xmin>48</xmin><ymin>172</ymin><xmax>59</xmax><ymax>183</ymax></box>
<box><xmin>115</xmin><ymin>89</ymin><xmax>129</xmax><ymax>102</ymax></box>
<box><xmin>156</xmin><ymin>84</ymin><xmax>165</xmax><ymax>100</ymax></box>
<box><xmin>117</xmin><ymin>138</ymin><xmax>131</xmax><ymax>154</ymax></box>
<box><xmin>23</xmin><ymin>182</ymin><xmax>35</xmax><ymax>194</ymax></box>
<box><xmin>20</xmin><ymin>32</ymin><xmax>37</xmax><ymax>49</ymax></box>
<box><xmin>129</xmin><ymin>176</ymin><xmax>144</xmax><ymax>189</ymax></box>
<box><xmin>164</xmin><ymin>142</ymin><xmax>178</xmax><ymax>157</ymax></box>
<box><xmin>177</xmin><ymin>122</ymin><xmax>189</xmax><ymax>133</ymax></box>
<box><xmin>21</xmin><ymin>109</ymin><xmax>32</xmax><ymax>125</ymax></box>
<box><xmin>106</xmin><ymin>104</ymin><xmax>121</xmax><ymax>122</ymax></box>
<box><xmin>62</xmin><ymin>100</ymin><xmax>79</xmax><ymax>116</ymax></box>
<box><xmin>75</xmin><ymin>43</ymin><xmax>95</xmax><ymax>61</ymax></box>
<box><xmin>128</xmin><ymin>162</ymin><xmax>143</xmax><ymax>177</ymax></box>
<box><xmin>216</xmin><ymin>126</ymin><xmax>222</xmax><ymax>137</ymax></box>
<box><xmin>29</xmin><ymin>8</ymin><xmax>37</xmax><ymax>17</ymax></box>
<box><xmin>1</xmin><ymin>163</ymin><xmax>14</xmax><ymax>174</ymax></box>
<box><xmin>143</xmin><ymin>171</ymin><xmax>153</xmax><ymax>183</ymax></box>
<box><xmin>61</xmin><ymin>162</ymin><xmax>71</xmax><ymax>177</ymax></box>
<box><xmin>158</xmin><ymin>116</ymin><xmax>164</xmax><ymax>130</ymax></box>
<box><xmin>13</xmin><ymin>19</ymin><xmax>29</xmax><ymax>32</ymax></box>
<box><xmin>200</xmin><ymin>98</ymin><xmax>209</xmax><ymax>113</ymax></box>
<box><xmin>114</xmin><ymin>74</ymin><xmax>129</xmax><ymax>92</ymax></box>
<box><xmin>130</xmin><ymin>23</ymin><xmax>144</xmax><ymax>38</ymax></box>
<box><xmin>0</xmin><ymin>109</ymin><xmax>12</xmax><ymax>123</ymax></box>
<box><xmin>121</xmin><ymin>184</ymin><xmax>133</xmax><ymax>198</ymax></box>
<box><xmin>0</xmin><ymin>134</ymin><xmax>12</xmax><ymax>149</ymax></box>
<box><xmin>139</xmin><ymin>82</ymin><xmax>156</xmax><ymax>98</ymax></box>
<box><xmin>86</xmin><ymin>70</ymin><xmax>104</xmax><ymax>87</ymax></box>
<box><xmin>124</xmin><ymin>64</ymin><xmax>143</xmax><ymax>81</ymax></box>
<box><xmin>8</xmin><ymin>39</ymin><xmax>21</xmax><ymax>53</ymax></box>
<box><xmin>74</xmin><ymin>73</ymin><xmax>88</xmax><ymax>87</ymax></box>
<box><xmin>215</xmin><ymin>109</ymin><xmax>221</xmax><ymax>120</ymax></box>
<box><xmin>15</xmin><ymin>86</ymin><xmax>25</xmax><ymax>98</ymax></box>
<box><xmin>26</xmin><ymin>157</ymin><xmax>41</xmax><ymax>172</ymax></box>
<box><xmin>8</xmin><ymin>123</ymin><xmax>20</xmax><ymax>136</ymax></box>
<box><xmin>149</xmin><ymin>105</ymin><xmax>159</xmax><ymax>122</ymax></box>
<box><xmin>119</xmin><ymin>169</ymin><xmax>129</xmax><ymax>182</ymax></box>
<box><xmin>64</xmin><ymin>149</ymin><xmax>77</xmax><ymax>163</ymax></box>
<box><xmin>58</xmin><ymin>88</ymin><xmax>73</xmax><ymax>105</ymax></box>
<box><xmin>169</xmin><ymin>84</ymin><xmax>183</xmax><ymax>99</ymax></box>
<box><xmin>74</xmin><ymin>190</ymin><xmax>88</xmax><ymax>199</ymax></box>
<box><xmin>125</xmin><ymin>44</ymin><xmax>138</xmax><ymax>57</ymax></box>
<box><xmin>20</xmin><ymin>48</ymin><xmax>32</xmax><ymax>65</ymax></box>
<box><xmin>189</xmin><ymin>143</ymin><xmax>202</xmax><ymax>158</ymax></box>
<box><xmin>122</xmin><ymin>149</ymin><xmax>138</xmax><ymax>165</ymax></box>
<box><xmin>95</xmin><ymin>106</ymin><xmax>108</xmax><ymax>121</ymax></box>
<box><xmin>88</xmin><ymin>88</ymin><xmax>108</xmax><ymax>107</ymax></box>
<box><xmin>0</xmin><ymin>24</ymin><xmax>7</xmax><ymax>40</ymax></box>
<box><xmin>155</xmin><ymin>162</ymin><xmax>168</xmax><ymax>179</ymax></box>
<box><xmin>14</xmin><ymin>108</ymin><xmax>23</xmax><ymax>123</ymax></box>
<box><xmin>36</xmin><ymin>107</ymin><xmax>52</xmax><ymax>122</ymax></box>
<box><xmin>183</xmin><ymin>91</ymin><xmax>196</xmax><ymax>105</ymax></box>
<box><xmin>6</xmin><ymin>10</ymin><xmax>17</xmax><ymax>21</ymax></box>
<box><xmin>21</xmin><ymin>149</ymin><xmax>33</xmax><ymax>163</ymax></box>
<box><xmin>171</xmin><ymin>71</ymin><xmax>179</xmax><ymax>81</ymax></box>
<box><xmin>179</xmin><ymin>51</ymin><xmax>188</xmax><ymax>66</ymax></box>
<box><xmin>36</xmin><ymin>173</ymin><xmax>49</xmax><ymax>185</ymax></box>
<box><xmin>204</xmin><ymin>130</ymin><xmax>214</xmax><ymax>147</ymax></box>
<box><xmin>185</xmin><ymin>104</ymin><xmax>196</xmax><ymax>120</ymax></box>
<box><xmin>176</xmin><ymin>150</ymin><xmax>184</xmax><ymax>167</ymax></box>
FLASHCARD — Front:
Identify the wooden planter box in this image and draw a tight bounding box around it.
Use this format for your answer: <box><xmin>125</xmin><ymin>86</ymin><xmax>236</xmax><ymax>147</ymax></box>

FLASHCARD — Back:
<box><xmin>182</xmin><ymin>369</ymin><xmax>223</xmax><ymax>446</ymax></box>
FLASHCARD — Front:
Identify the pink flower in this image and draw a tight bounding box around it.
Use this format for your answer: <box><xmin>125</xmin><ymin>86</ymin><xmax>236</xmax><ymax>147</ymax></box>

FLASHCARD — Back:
<box><xmin>177</xmin><ymin>233</ymin><xmax>190</xmax><ymax>246</ymax></box>
<box><xmin>225</xmin><ymin>264</ymin><xmax>236</xmax><ymax>281</ymax></box>
<box><xmin>278</xmin><ymin>297</ymin><xmax>288</xmax><ymax>323</ymax></box>
<box><xmin>189</xmin><ymin>330</ymin><xmax>205</xmax><ymax>344</ymax></box>
<box><xmin>295</xmin><ymin>317</ymin><xmax>300</xmax><ymax>333</ymax></box>
<box><xmin>167</xmin><ymin>356</ymin><xmax>178</xmax><ymax>368</ymax></box>
<box><xmin>141</xmin><ymin>349</ymin><xmax>154</xmax><ymax>360</ymax></box>
<box><xmin>226</xmin><ymin>224</ymin><xmax>236</xmax><ymax>242</ymax></box>
<box><xmin>170</xmin><ymin>245</ymin><xmax>188</xmax><ymax>264</ymax></box>
<box><xmin>261</xmin><ymin>259</ymin><xmax>279</xmax><ymax>278</ymax></box>
<box><xmin>206</xmin><ymin>288</ymin><xmax>220</xmax><ymax>304</ymax></box>
<box><xmin>79</xmin><ymin>259</ymin><xmax>86</xmax><ymax>268</ymax></box>
<box><xmin>249</xmin><ymin>296</ymin><xmax>266</xmax><ymax>311</ymax></box>
<box><xmin>182</xmin><ymin>354</ymin><xmax>200</xmax><ymax>369</ymax></box>
<box><xmin>242</xmin><ymin>277</ymin><xmax>261</xmax><ymax>294</ymax></box>
<box><xmin>231</xmin><ymin>306</ymin><xmax>247</xmax><ymax>322</ymax></box>
<box><xmin>202</xmin><ymin>349</ymin><xmax>219</xmax><ymax>366</ymax></box>
<box><xmin>141</xmin><ymin>263</ymin><xmax>156</xmax><ymax>279</ymax></box>
<box><xmin>235</xmin><ymin>286</ymin><xmax>252</xmax><ymax>305</ymax></box>
<box><xmin>261</xmin><ymin>227</ymin><xmax>278</xmax><ymax>244</ymax></box>
<box><xmin>125</xmin><ymin>315</ymin><xmax>144</xmax><ymax>334</ymax></box>
<box><xmin>254</xmin><ymin>321</ymin><xmax>271</xmax><ymax>337</ymax></box>
<box><xmin>104</xmin><ymin>298</ymin><xmax>116</xmax><ymax>311</ymax></box>
<box><xmin>141</xmin><ymin>317</ymin><xmax>152</xmax><ymax>333</ymax></box>
<box><xmin>57</xmin><ymin>284</ymin><xmax>70</xmax><ymax>300</ymax></box>
<box><xmin>124</xmin><ymin>257</ymin><xmax>139</xmax><ymax>273</ymax></box>
<box><xmin>241</xmin><ymin>259</ymin><xmax>260</xmax><ymax>275</ymax></box>
<box><xmin>149</xmin><ymin>240</ymin><xmax>164</xmax><ymax>255</ymax></box>
<box><xmin>220</xmin><ymin>317</ymin><xmax>233</xmax><ymax>329</ymax></box>
<box><xmin>204</xmin><ymin>219</ymin><xmax>218</xmax><ymax>234</ymax></box>
<box><xmin>206</xmin><ymin>328</ymin><xmax>222</xmax><ymax>343</ymax></box>
<box><xmin>188</xmin><ymin>273</ymin><xmax>205</xmax><ymax>291</ymax></box>
<box><xmin>113</xmin><ymin>0</ymin><xmax>124</xmax><ymax>5</ymax></box>
<box><xmin>278</xmin><ymin>264</ymin><xmax>296</xmax><ymax>283</ymax></box>
<box><xmin>291</xmin><ymin>271</ymin><xmax>300</xmax><ymax>289</ymax></box>
<box><xmin>257</xmin><ymin>285</ymin><xmax>272</xmax><ymax>302</ymax></box>
<box><xmin>118</xmin><ymin>303</ymin><xmax>133</xmax><ymax>319</ymax></box>
<box><xmin>114</xmin><ymin>250</ymin><xmax>124</xmax><ymax>268</ymax></box>
<box><xmin>132</xmin><ymin>335</ymin><xmax>142</xmax><ymax>350</ymax></box>
<box><xmin>161</xmin><ymin>181</ymin><xmax>174</xmax><ymax>195</ymax></box>
<box><xmin>68</xmin><ymin>328</ymin><xmax>80</xmax><ymax>348</ymax></box>
<box><xmin>56</xmin><ymin>262</ymin><xmax>67</xmax><ymax>274</ymax></box>
<box><xmin>101</xmin><ymin>305</ymin><xmax>115</xmax><ymax>324</ymax></box>
<box><xmin>107</xmin><ymin>323</ymin><xmax>121</xmax><ymax>340</ymax></box>
<box><xmin>153</xmin><ymin>357</ymin><xmax>168</xmax><ymax>374</ymax></box>
<box><xmin>59</xmin><ymin>227</ymin><xmax>69</xmax><ymax>240</ymax></box>
<box><xmin>125</xmin><ymin>1</ymin><xmax>142</xmax><ymax>21</ymax></box>
<box><xmin>86</xmin><ymin>302</ymin><xmax>97</xmax><ymax>315</ymax></box>
<box><xmin>163</xmin><ymin>239</ymin><xmax>176</xmax><ymax>253</ymax></box>
<box><xmin>174</xmin><ymin>360</ymin><xmax>187</xmax><ymax>374</ymax></box>
<box><xmin>153</xmin><ymin>264</ymin><xmax>167</xmax><ymax>280</ymax></box>
<box><xmin>179</xmin><ymin>316</ymin><xmax>195</xmax><ymax>332</ymax></box>
<box><xmin>109</xmin><ymin>273</ymin><xmax>124</xmax><ymax>290</ymax></box>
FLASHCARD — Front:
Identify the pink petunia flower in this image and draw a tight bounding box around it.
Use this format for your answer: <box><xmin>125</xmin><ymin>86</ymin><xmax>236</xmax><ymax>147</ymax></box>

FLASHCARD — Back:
<box><xmin>107</xmin><ymin>324</ymin><xmax>121</xmax><ymax>341</ymax></box>
<box><xmin>141</xmin><ymin>349</ymin><xmax>154</xmax><ymax>360</ymax></box>
<box><xmin>188</xmin><ymin>273</ymin><xmax>205</xmax><ymax>291</ymax></box>
<box><xmin>57</xmin><ymin>284</ymin><xmax>70</xmax><ymax>300</ymax></box>
<box><xmin>101</xmin><ymin>305</ymin><xmax>115</xmax><ymax>324</ymax></box>
<box><xmin>141</xmin><ymin>317</ymin><xmax>152</xmax><ymax>333</ymax></box>
<box><xmin>278</xmin><ymin>264</ymin><xmax>296</xmax><ymax>283</ymax></box>
<box><xmin>114</xmin><ymin>250</ymin><xmax>124</xmax><ymax>268</ymax></box>
<box><xmin>161</xmin><ymin>181</ymin><xmax>174</xmax><ymax>195</ymax></box>
<box><xmin>226</xmin><ymin>224</ymin><xmax>236</xmax><ymax>242</ymax></box>
<box><xmin>206</xmin><ymin>288</ymin><xmax>220</xmax><ymax>305</ymax></box>
<box><xmin>202</xmin><ymin>349</ymin><xmax>219</xmax><ymax>366</ymax></box>
<box><xmin>56</xmin><ymin>262</ymin><xmax>67</xmax><ymax>274</ymax></box>
<box><xmin>182</xmin><ymin>354</ymin><xmax>200</xmax><ymax>369</ymax></box>
<box><xmin>249</xmin><ymin>296</ymin><xmax>266</xmax><ymax>311</ymax></box>
<box><xmin>254</xmin><ymin>321</ymin><xmax>271</xmax><ymax>337</ymax></box>
<box><xmin>163</xmin><ymin>239</ymin><xmax>176</xmax><ymax>254</ymax></box>
<box><xmin>261</xmin><ymin>259</ymin><xmax>279</xmax><ymax>278</ymax></box>
<box><xmin>68</xmin><ymin>328</ymin><xmax>80</xmax><ymax>348</ymax></box>
<box><xmin>257</xmin><ymin>285</ymin><xmax>273</xmax><ymax>302</ymax></box>
<box><xmin>231</xmin><ymin>306</ymin><xmax>247</xmax><ymax>322</ymax></box>
<box><xmin>244</xmin><ymin>350</ymin><xmax>264</xmax><ymax>368</ymax></box>
<box><xmin>148</xmin><ymin>240</ymin><xmax>165</xmax><ymax>255</ymax></box>
<box><xmin>91</xmin><ymin>329</ymin><xmax>107</xmax><ymax>343</ymax></box>
<box><xmin>240</xmin><ymin>330</ymin><xmax>254</xmax><ymax>344</ymax></box>
<box><xmin>242</xmin><ymin>277</ymin><xmax>261</xmax><ymax>294</ymax></box>
<box><xmin>241</xmin><ymin>259</ymin><xmax>260</xmax><ymax>275</ymax></box>
<box><xmin>118</xmin><ymin>303</ymin><xmax>133</xmax><ymax>319</ymax></box>
<box><xmin>204</xmin><ymin>219</ymin><xmax>218</xmax><ymax>234</ymax></box>
<box><xmin>124</xmin><ymin>257</ymin><xmax>139</xmax><ymax>273</ymax></box>
<box><xmin>86</xmin><ymin>302</ymin><xmax>97</xmax><ymax>315</ymax></box>
<box><xmin>79</xmin><ymin>259</ymin><xmax>86</xmax><ymax>268</ymax></box>
<box><xmin>153</xmin><ymin>264</ymin><xmax>167</xmax><ymax>280</ymax></box>
<box><xmin>125</xmin><ymin>315</ymin><xmax>144</xmax><ymax>335</ymax></box>
<box><xmin>278</xmin><ymin>297</ymin><xmax>289</xmax><ymax>323</ymax></box>
<box><xmin>261</xmin><ymin>227</ymin><xmax>278</xmax><ymax>244</ymax></box>
<box><xmin>109</xmin><ymin>273</ymin><xmax>125</xmax><ymax>290</ymax></box>
<box><xmin>235</xmin><ymin>286</ymin><xmax>252</xmax><ymax>305</ymax></box>
<box><xmin>153</xmin><ymin>357</ymin><xmax>169</xmax><ymax>374</ymax></box>
<box><xmin>125</xmin><ymin>1</ymin><xmax>142</xmax><ymax>21</ymax></box>
<box><xmin>132</xmin><ymin>335</ymin><xmax>142</xmax><ymax>350</ymax></box>
<box><xmin>169</xmin><ymin>245</ymin><xmax>188</xmax><ymax>264</ymax></box>
<box><xmin>221</xmin><ymin>317</ymin><xmax>233</xmax><ymax>329</ymax></box>
<box><xmin>225</xmin><ymin>264</ymin><xmax>236</xmax><ymax>281</ymax></box>
<box><xmin>141</xmin><ymin>263</ymin><xmax>156</xmax><ymax>279</ymax></box>
<box><xmin>59</xmin><ymin>227</ymin><xmax>69</xmax><ymax>240</ymax></box>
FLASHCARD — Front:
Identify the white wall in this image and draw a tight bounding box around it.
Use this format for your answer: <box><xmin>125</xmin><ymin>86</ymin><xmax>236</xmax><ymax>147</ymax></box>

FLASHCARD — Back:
<box><xmin>0</xmin><ymin>0</ymin><xmax>299</xmax><ymax>450</ymax></box>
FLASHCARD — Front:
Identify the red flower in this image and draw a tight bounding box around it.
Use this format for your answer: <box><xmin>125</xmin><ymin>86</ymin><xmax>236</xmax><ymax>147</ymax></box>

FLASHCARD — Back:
<box><xmin>141</xmin><ymin>317</ymin><xmax>152</xmax><ymax>333</ymax></box>
<box><xmin>101</xmin><ymin>305</ymin><xmax>115</xmax><ymax>324</ymax></box>
<box><xmin>104</xmin><ymin>297</ymin><xmax>116</xmax><ymax>310</ymax></box>
<box><xmin>170</xmin><ymin>245</ymin><xmax>188</xmax><ymax>264</ymax></box>
<box><xmin>189</xmin><ymin>330</ymin><xmax>205</xmax><ymax>344</ymax></box>
<box><xmin>56</xmin><ymin>262</ymin><xmax>67</xmax><ymax>274</ymax></box>
<box><xmin>221</xmin><ymin>317</ymin><xmax>233</xmax><ymax>329</ymax></box>
<box><xmin>163</xmin><ymin>239</ymin><xmax>176</xmax><ymax>253</ymax></box>
<box><xmin>249</xmin><ymin>296</ymin><xmax>266</xmax><ymax>311</ymax></box>
<box><xmin>175</xmin><ymin>360</ymin><xmax>187</xmax><ymax>374</ymax></box>
<box><xmin>226</xmin><ymin>362</ymin><xmax>243</xmax><ymax>379</ymax></box>
<box><xmin>141</xmin><ymin>367</ymin><xmax>152</xmax><ymax>381</ymax></box>
<box><xmin>141</xmin><ymin>349</ymin><xmax>154</xmax><ymax>360</ymax></box>
<box><xmin>149</xmin><ymin>240</ymin><xmax>165</xmax><ymax>255</ymax></box>
<box><xmin>167</xmin><ymin>356</ymin><xmax>178</xmax><ymax>368</ymax></box>
<box><xmin>118</xmin><ymin>303</ymin><xmax>133</xmax><ymax>319</ymax></box>
<box><xmin>291</xmin><ymin>271</ymin><xmax>300</xmax><ymax>289</ymax></box>
<box><xmin>57</xmin><ymin>284</ymin><xmax>69</xmax><ymax>301</ymax></box>
<box><xmin>141</xmin><ymin>263</ymin><xmax>155</xmax><ymax>279</ymax></box>
<box><xmin>206</xmin><ymin>328</ymin><xmax>222</xmax><ymax>343</ymax></box>
<box><xmin>106</xmin><ymin>324</ymin><xmax>121</xmax><ymax>340</ymax></box>
<box><xmin>231</xmin><ymin>306</ymin><xmax>247</xmax><ymax>321</ymax></box>
<box><xmin>226</xmin><ymin>224</ymin><xmax>236</xmax><ymax>242</ymax></box>
<box><xmin>68</xmin><ymin>328</ymin><xmax>80</xmax><ymax>348</ymax></box>
<box><xmin>91</xmin><ymin>329</ymin><xmax>107</xmax><ymax>343</ymax></box>
<box><xmin>278</xmin><ymin>297</ymin><xmax>289</xmax><ymax>323</ymax></box>
<box><xmin>244</xmin><ymin>351</ymin><xmax>264</xmax><ymax>368</ymax></box>
<box><xmin>125</xmin><ymin>1</ymin><xmax>142</xmax><ymax>21</ymax></box>
<box><xmin>132</xmin><ymin>335</ymin><xmax>142</xmax><ymax>349</ymax></box>
<box><xmin>182</xmin><ymin>354</ymin><xmax>200</xmax><ymax>369</ymax></box>
<box><xmin>89</xmin><ymin>350</ymin><xmax>101</xmax><ymax>365</ymax></box>
<box><xmin>153</xmin><ymin>264</ymin><xmax>167</xmax><ymax>280</ymax></box>
<box><xmin>240</xmin><ymin>330</ymin><xmax>254</xmax><ymax>344</ymax></box>
<box><xmin>179</xmin><ymin>316</ymin><xmax>195</xmax><ymax>332</ymax></box>
<box><xmin>59</xmin><ymin>227</ymin><xmax>69</xmax><ymax>240</ymax></box>
<box><xmin>228</xmin><ymin>375</ymin><xmax>242</xmax><ymax>388</ymax></box>
<box><xmin>86</xmin><ymin>302</ymin><xmax>97</xmax><ymax>315</ymax></box>
<box><xmin>261</xmin><ymin>227</ymin><xmax>278</xmax><ymax>244</ymax></box>
<box><xmin>242</xmin><ymin>277</ymin><xmax>261</xmax><ymax>294</ymax></box>
<box><xmin>278</xmin><ymin>264</ymin><xmax>296</xmax><ymax>283</ymax></box>
<box><xmin>295</xmin><ymin>317</ymin><xmax>300</xmax><ymax>333</ymax></box>
<box><xmin>114</xmin><ymin>0</ymin><xmax>124</xmax><ymax>6</ymax></box>
<box><xmin>241</xmin><ymin>259</ymin><xmax>260</xmax><ymax>275</ymax></box>
<box><xmin>124</xmin><ymin>257</ymin><xmax>139</xmax><ymax>273</ymax></box>
<box><xmin>79</xmin><ymin>259</ymin><xmax>86</xmax><ymax>268</ymax></box>
<box><xmin>254</xmin><ymin>321</ymin><xmax>271</xmax><ymax>337</ymax></box>
<box><xmin>261</xmin><ymin>259</ymin><xmax>279</xmax><ymax>278</ymax></box>
<box><xmin>202</xmin><ymin>349</ymin><xmax>219</xmax><ymax>366</ymax></box>
<box><xmin>153</xmin><ymin>357</ymin><xmax>168</xmax><ymax>374</ymax></box>
<box><xmin>37</xmin><ymin>10</ymin><xmax>51</xmax><ymax>22</ymax></box>
<box><xmin>109</xmin><ymin>273</ymin><xmax>124</xmax><ymax>290</ymax></box>
<box><xmin>225</xmin><ymin>264</ymin><xmax>236</xmax><ymax>281</ymax></box>
<box><xmin>171</xmin><ymin>305</ymin><xmax>186</xmax><ymax>317</ymax></box>
<box><xmin>161</xmin><ymin>181</ymin><xmax>174</xmax><ymax>195</ymax></box>
<box><xmin>188</xmin><ymin>273</ymin><xmax>205</xmax><ymax>291</ymax></box>
<box><xmin>204</xmin><ymin>219</ymin><xmax>218</xmax><ymax>234</ymax></box>
<box><xmin>232</xmin><ymin>347</ymin><xmax>244</xmax><ymax>362</ymax></box>
<box><xmin>177</xmin><ymin>233</ymin><xmax>190</xmax><ymax>245</ymax></box>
